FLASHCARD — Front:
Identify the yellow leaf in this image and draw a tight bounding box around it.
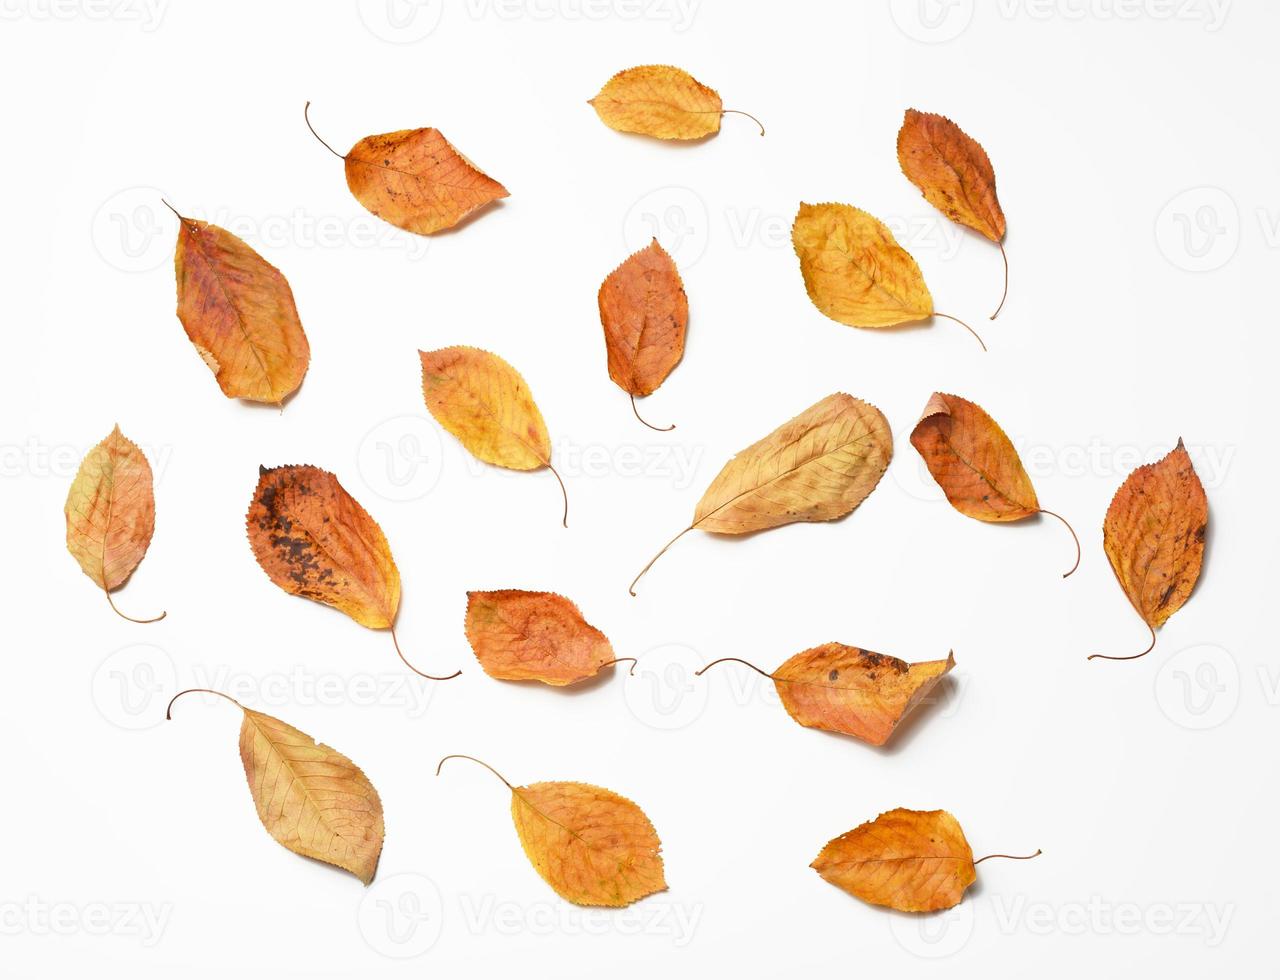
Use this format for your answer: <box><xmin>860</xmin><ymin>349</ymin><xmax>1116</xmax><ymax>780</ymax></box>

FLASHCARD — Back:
<box><xmin>420</xmin><ymin>346</ymin><xmax>568</xmax><ymax>526</ymax></box>
<box><xmin>631</xmin><ymin>393</ymin><xmax>891</xmax><ymax>593</ymax></box>
<box><xmin>63</xmin><ymin>425</ymin><xmax>164</xmax><ymax>623</ymax></box>
<box><xmin>589</xmin><ymin>65</ymin><xmax>723</xmax><ymax>140</ymax></box>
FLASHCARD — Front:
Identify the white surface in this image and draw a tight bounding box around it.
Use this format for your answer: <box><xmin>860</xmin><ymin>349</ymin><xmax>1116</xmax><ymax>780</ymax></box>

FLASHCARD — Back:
<box><xmin>1</xmin><ymin>1</ymin><xmax>1271</xmax><ymax>976</ymax></box>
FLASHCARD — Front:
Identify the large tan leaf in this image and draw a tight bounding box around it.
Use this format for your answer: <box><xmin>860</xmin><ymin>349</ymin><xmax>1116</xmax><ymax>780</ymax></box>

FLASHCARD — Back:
<box><xmin>420</xmin><ymin>346</ymin><xmax>568</xmax><ymax>526</ymax></box>
<box><xmin>598</xmin><ymin>238</ymin><xmax>687</xmax><ymax>430</ymax></box>
<box><xmin>630</xmin><ymin>393</ymin><xmax>891</xmax><ymax>593</ymax></box>
<box><xmin>169</xmin><ymin>691</ymin><xmax>384</xmax><ymax>884</ymax></box>
<box><xmin>464</xmin><ymin>590</ymin><xmax>622</xmax><ymax>685</ymax></box>
<box><xmin>1093</xmin><ymin>440</ymin><xmax>1208</xmax><ymax>661</ymax></box>
<box><xmin>439</xmin><ymin>756</ymin><xmax>665</xmax><ymax>907</ymax></box>
<box><xmin>171</xmin><ymin>207</ymin><xmax>310</xmax><ymax>405</ymax></box>
<box><xmin>63</xmin><ymin>425</ymin><xmax>164</xmax><ymax>622</ymax></box>
<box><xmin>589</xmin><ymin>65</ymin><xmax>723</xmax><ymax>140</ymax></box>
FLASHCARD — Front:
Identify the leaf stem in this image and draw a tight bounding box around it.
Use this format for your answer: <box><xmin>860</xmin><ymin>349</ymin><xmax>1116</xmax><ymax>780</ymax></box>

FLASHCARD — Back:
<box><xmin>721</xmin><ymin>108</ymin><xmax>765</xmax><ymax>136</ymax></box>
<box><xmin>547</xmin><ymin>462</ymin><xmax>569</xmax><ymax>528</ymax></box>
<box><xmin>159</xmin><ymin>198</ymin><xmax>183</xmax><ymax>222</ymax></box>
<box><xmin>934</xmin><ymin>312</ymin><xmax>988</xmax><ymax>352</ymax></box>
<box><xmin>628</xmin><ymin>526</ymin><xmax>692</xmax><ymax>596</ymax></box>
<box><xmin>436</xmin><ymin>754</ymin><xmax>514</xmax><ymax>790</ymax></box>
<box><xmin>303</xmin><ymin>101</ymin><xmax>344</xmax><ymax>160</ymax></box>
<box><xmin>974</xmin><ymin>848</ymin><xmax>1041</xmax><ymax>866</ymax></box>
<box><xmin>390</xmin><ymin>628</ymin><xmax>461</xmax><ymax>680</ymax></box>
<box><xmin>599</xmin><ymin>657</ymin><xmax>637</xmax><ymax>676</ymax></box>
<box><xmin>105</xmin><ymin>588</ymin><xmax>166</xmax><ymax>624</ymax></box>
<box><xmin>166</xmin><ymin>688</ymin><xmax>244</xmax><ymax>720</ymax></box>
<box><xmin>990</xmin><ymin>241</ymin><xmax>1009</xmax><ymax>319</ymax></box>
<box><xmin>1088</xmin><ymin>623</ymin><xmax>1157</xmax><ymax>662</ymax></box>
<box><xmin>1039</xmin><ymin>509</ymin><xmax>1081</xmax><ymax>578</ymax></box>
<box><xmin>695</xmin><ymin>657</ymin><xmax>774</xmax><ymax>679</ymax></box>
<box><xmin>631</xmin><ymin>393</ymin><xmax>675</xmax><ymax>432</ymax></box>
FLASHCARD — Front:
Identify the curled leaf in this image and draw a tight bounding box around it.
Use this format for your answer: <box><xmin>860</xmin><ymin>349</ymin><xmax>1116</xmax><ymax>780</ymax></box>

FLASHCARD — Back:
<box><xmin>305</xmin><ymin>103</ymin><xmax>508</xmax><ymax>235</ymax></box>
<box><xmin>1094</xmin><ymin>440</ymin><xmax>1207</xmax><ymax>661</ymax></box>
<box><xmin>465</xmin><ymin>590</ymin><xmax>620</xmax><ymax>685</ymax></box>
<box><xmin>631</xmin><ymin>393</ymin><xmax>891</xmax><ymax>593</ymax></box>
<box><xmin>589</xmin><ymin>65</ymin><xmax>723</xmax><ymax>140</ymax></box>
<box><xmin>910</xmin><ymin>392</ymin><xmax>1079</xmax><ymax>576</ymax></box>
<box><xmin>701</xmin><ymin>646</ymin><xmax>954</xmax><ymax>746</ymax></box>
<box><xmin>438</xmin><ymin>755</ymin><xmax>666</xmax><ymax>907</ymax></box>
<box><xmin>169</xmin><ymin>690</ymin><xmax>384</xmax><ymax>884</ymax></box>
<box><xmin>420</xmin><ymin>346</ymin><xmax>568</xmax><ymax>526</ymax></box>
<box><xmin>897</xmin><ymin>109</ymin><xmax>1008</xmax><ymax>317</ymax></box>
<box><xmin>169</xmin><ymin>205</ymin><xmax>310</xmax><ymax>405</ymax></box>
<box><xmin>64</xmin><ymin>426</ymin><xmax>164</xmax><ymax>623</ymax></box>
<box><xmin>598</xmin><ymin>238</ymin><xmax>687</xmax><ymax>430</ymax></box>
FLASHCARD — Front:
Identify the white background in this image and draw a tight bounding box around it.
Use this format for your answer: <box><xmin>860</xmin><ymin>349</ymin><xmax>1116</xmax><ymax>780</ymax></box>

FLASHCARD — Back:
<box><xmin>1</xmin><ymin>0</ymin><xmax>1272</xmax><ymax>976</ymax></box>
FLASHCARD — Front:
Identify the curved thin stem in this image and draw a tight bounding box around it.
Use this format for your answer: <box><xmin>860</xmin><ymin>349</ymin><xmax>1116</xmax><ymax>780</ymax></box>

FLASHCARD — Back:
<box><xmin>990</xmin><ymin>241</ymin><xmax>1009</xmax><ymax>319</ymax></box>
<box><xmin>166</xmin><ymin>687</ymin><xmax>244</xmax><ymax>720</ymax></box>
<box><xmin>628</xmin><ymin>525</ymin><xmax>693</xmax><ymax>596</ymax></box>
<box><xmin>599</xmin><ymin>657</ymin><xmax>637</xmax><ymax>676</ymax></box>
<box><xmin>721</xmin><ymin>108</ymin><xmax>765</xmax><ymax>136</ymax></box>
<box><xmin>1040</xmin><ymin>509</ymin><xmax>1081</xmax><ymax>578</ymax></box>
<box><xmin>435</xmin><ymin>754</ymin><xmax>513</xmax><ymax>790</ymax></box>
<box><xmin>160</xmin><ymin>198</ymin><xmax>183</xmax><ymax>222</ymax></box>
<box><xmin>1089</xmin><ymin>623</ymin><xmax>1157</xmax><ymax>662</ymax></box>
<box><xmin>631</xmin><ymin>393</ymin><xmax>674</xmax><ymax>432</ymax></box>
<box><xmin>934</xmin><ymin>312</ymin><xmax>988</xmax><ymax>352</ymax></box>
<box><xmin>974</xmin><ymin>848</ymin><xmax>1041</xmax><ymax>866</ymax></box>
<box><xmin>105</xmin><ymin>589</ymin><xmax>166</xmax><ymax>624</ymax></box>
<box><xmin>695</xmin><ymin>657</ymin><xmax>774</xmax><ymax>680</ymax></box>
<box><xmin>303</xmin><ymin>101</ymin><xmax>344</xmax><ymax>159</ymax></box>
<box><xmin>547</xmin><ymin>462</ymin><xmax>569</xmax><ymax>528</ymax></box>
<box><xmin>390</xmin><ymin>628</ymin><xmax>461</xmax><ymax>680</ymax></box>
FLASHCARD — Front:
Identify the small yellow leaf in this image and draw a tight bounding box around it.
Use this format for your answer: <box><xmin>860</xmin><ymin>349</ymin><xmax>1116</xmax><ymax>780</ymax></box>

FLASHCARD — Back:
<box><xmin>589</xmin><ymin>65</ymin><xmax>722</xmax><ymax>140</ymax></box>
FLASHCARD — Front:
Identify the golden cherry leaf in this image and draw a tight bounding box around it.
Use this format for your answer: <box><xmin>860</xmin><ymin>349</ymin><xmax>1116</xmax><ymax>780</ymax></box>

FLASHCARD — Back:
<box><xmin>701</xmin><ymin>646</ymin><xmax>954</xmax><ymax>746</ymax></box>
<box><xmin>897</xmin><ymin>109</ymin><xmax>1008</xmax><ymax>317</ymax></box>
<box><xmin>1093</xmin><ymin>440</ymin><xmax>1208</xmax><ymax>661</ymax></box>
<box><xmin>465</xmin><ymin>590</ymin><xmax>625</xmax><ymax>686</ymax></box>
<box><xmin>64</xmin><ymin>425</ymin><xmax>164</xmax><ymax>623</ymax></box>
<box><xmin>911</xmin><ymin>392</ymin><xmax>1080</xmax><ymax>576</ymax></box>
<box><xmin>168</xmin><ymin>690</ymin><xmax>384</xmax><ymax>884</ymax></box>
<box><xmin>812</xmin><ymin>809</ymin><xmax>977</xmax><ymax>912</ymax></box>
<box><xmin>630</xmin><ymin>393</ymin><xmax>891</xmax><ymax>593</ymax></box>
<box><xmin>169</xmin><ymin>205</ymin><xmax>310</xmax><ymax>405</ymax></box>
<box><xmin>792</xmin><ymin>203</ymin><xmax>986</xmax><ymax>350</ymax></box>
<box><xmin>589</xmin><ymin>65</ymin><xmax>725</xmax><ymax>141</ymax></box>
<box><xmin>305</xmin><ymin>103</ymin><xmax>507</xmax><ymax>235</ymax></box>
<box><xmin>438</xmin><ymin>756</ymin><xmax>666</xmax><ymax>907</ymax></box>
<box><xmin>246</xmin><ymin>465</ymin><xmax>458</xmax><ymax>679</ymax></box>
<box><xmin>598</xmin><ymin>238</ymin><xmax>688</xmax><ymax>431</ymax></box>
<box><xmin>420</xmin><ymin>346</ymin><xmax>568</xmax><ymax>526</ymax></box>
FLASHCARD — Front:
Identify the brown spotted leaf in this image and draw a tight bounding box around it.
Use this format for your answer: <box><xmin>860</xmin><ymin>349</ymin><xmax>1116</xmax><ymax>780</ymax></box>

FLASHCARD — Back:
<box><xmin>464</xmin><ymin>590</ymin><xmax>617</xmax><ymax>685</ymax></box>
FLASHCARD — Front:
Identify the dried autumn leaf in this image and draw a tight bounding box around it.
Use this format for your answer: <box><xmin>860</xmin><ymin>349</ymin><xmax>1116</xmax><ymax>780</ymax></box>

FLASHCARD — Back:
<box><xmin>305</xmin><ymin>102</ymin><xmax>507</xmax><ymax>235</ymax></box>
<box><xmin>1093</xmin><ymin>440</ymin><xmax>1208</xmax><ymax>661</ymax></box>
<box><xmin>168</xmin><ymin>690</ymin><xmax>384</xmax><ymax>884</ymax></box>
<box><xmin>897</xmin><ymin>109</ymin><xmax>1008</xmax><ymax>318</ymax></box>
<box><xmin>598</xmin><ymin>238</ymin><xmax>688</xmax><ymax>431</ymax></box>
<box><xmin>63</xmin><ymin>425</ymin><xmax>164</xmax><ymax>623</ymax></box>
<box><xmin>910</xmin><ymin>393</ymin><xmax>1080</xmax><ymax>576</ymax></box>
<box><xmin>438</xmin><ymin>755</ymin><xmax>665</xmax><ymax>907</ymax></box>
<box><xmin>792</xmin><ymin>202</ymin><xmax>985</xmax><ymax>350</ymax></box>
<box><xmin>168</xmin><ymin>204</ymin><xmax>310</xmax><ymax>405</ymax></box>
<box><xmin>588</xmin><ymin>65</ymin><xmax>762</xmax><ymax>140</ymax></box>
<box><xmin>630</xmin><ymin>393</ymin><xmax>891</xmax><ymax>594</ymax></box>
<box><xmin>699</xmin><ymin>646</ymin><xmax>954</xmax><ymax>746</ymax></box>
<box><xmin>465</xmin><ymin>590</ymin><xmax>629</xmax><ymax>685</ymax></box>
<box><xmin>246</xmin><ymin>464</ymin><xmax>458</xmax><ymax>679</ymax></box>
<box><xmin>420</xmin><ymin>346</ymin><xmax>568</xmax><ymax>526</ymax></box>
<box><xmin>811</xmin><ymin>808</ymin><xmax>1039</xmax><ymax>912</ymax></box>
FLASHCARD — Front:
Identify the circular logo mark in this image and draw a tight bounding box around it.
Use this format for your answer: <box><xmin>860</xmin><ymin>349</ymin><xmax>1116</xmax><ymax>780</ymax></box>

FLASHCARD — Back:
<box><xmin>1155</xmin><ymin>187</ymin><xmax>1239</xmax><ymax>272</ymax></box>
<box><xmin>889</xmin><ymin>901</ymin><xmax>974</xmax><ymax>957</ymax></box>
<box><xmin>623</xmin><ymin>186</ymin><xmax>710</xmax><ymax>269</ymax></box>
<box><xmin>623</xmin><ymin>644</ymin><xmax>710</xmax><ymax>731</ymax></box>
<box><xmin>889</xmin><ymin>0</ymin><xmax>974</xmax><ymax>43</ymax></box>
<box><xmin>1154</xmin><ymin>643</ymin><xmax>1239</xmax><ymax>730</ymax></box>
<box><xmin>357</xmin><ymin>873</ymin><xmax>444</xmax><ymax>958</ymax></box>
<box><xmin>356</xmin><ymin>415</ymin><xmax>444</xmax><ymax>502</ymax></box>
<box><xmin>91</xmin><ymin>186</ymin><xmax>172</xmax><ymax>273</ymax></box>
<box><xmin>356</xmin><ymin>0</ymin><xmax>444</xmax><ymax>43</ymax></box>
<box><xmin>91</xmin><ymin>644</ymin><xmax>177</xmax><ymax>731</ymax></box>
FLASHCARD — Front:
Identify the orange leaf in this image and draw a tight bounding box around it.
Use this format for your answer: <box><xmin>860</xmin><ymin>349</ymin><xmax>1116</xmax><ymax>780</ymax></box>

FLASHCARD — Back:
<box><xmin>589</xmin><ymin>65</ymin><xmax>723</xmax><ymax>141</ymax></box>
<box><xmin>171</xmin><ymin>208</ymin><xmax>310</xmax><ymax>405</ymax></box>
<box><xmin>465</xmin><ymin>590</ymin><xmax>619</xmax><ymax>685</ymax></box>
<box><xmin>1094</xmin><ymin>440</ymin><xmax>1208</xmax><ymax>660</ymax></box>
<box><xmin>811</xmin><ymin>809</ymin><xmax>976</xmax><ymax>912</ymax></box>
<box><xmin>598</xmin><ymin>238</ymin><xmax>688</xmax><ymax>430</ymax></box>
<box><xmin>63</xmin><ymin>425</ymin><xmax>164</xmax><ymax>623</ymax></box>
